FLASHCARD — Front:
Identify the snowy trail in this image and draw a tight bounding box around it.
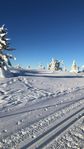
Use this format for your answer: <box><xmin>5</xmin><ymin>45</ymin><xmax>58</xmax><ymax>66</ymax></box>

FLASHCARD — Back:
<box><xmin>0</xmin><ymin>91</ymin><xmax>83</xmax><ymax>148</ymax></box>
<box><xmin>0</xmin><ymin>93</ymin><xmax>84</xmax><ymax>119</ymax></box>
<box><xmin>20</xmin><ymin>106</ymin><xmax>84</xmax><ymax>149</ymax></box>
<box><xmin>0</xmin><ymin>87</ymin><xmax>84</xmax><ymax>126</ymax></box>
<box><xmin>0</xmin><ymin>73</ymin><xmax>84</xmax><ymax>148</ymax></box>
<box><xmin>0</xmin><ymin>86</ymin><xmax>84</xmax><ymax>118</ymax></box>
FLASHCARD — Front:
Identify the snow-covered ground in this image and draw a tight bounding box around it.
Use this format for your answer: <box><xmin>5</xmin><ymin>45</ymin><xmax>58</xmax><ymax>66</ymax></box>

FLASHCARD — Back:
<box><xmin>0</xmin><ymin>69</ymin><xmax>84</xmax><ymax>149</ymax></box>
<box><xmin>46</xmin><ymin>117</ymin><xmax>84</xmax><ymax>149</ymax></box>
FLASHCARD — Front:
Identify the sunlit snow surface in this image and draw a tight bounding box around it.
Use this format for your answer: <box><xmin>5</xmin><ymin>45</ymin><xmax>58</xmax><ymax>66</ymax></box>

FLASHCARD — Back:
<box><xmin>0</xmin><ymin>68</ymin><xmax>84</xmax><ymax>149</ymax></box>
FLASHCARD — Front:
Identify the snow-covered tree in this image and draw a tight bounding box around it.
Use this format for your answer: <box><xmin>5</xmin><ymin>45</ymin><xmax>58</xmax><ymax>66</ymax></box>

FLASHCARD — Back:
<box><xmin>70</xmin><ymin>60</ymin><xmax>79</xmax><ymax>73</ymax></box>
<box><xmin>0</xmin><ymin>25</ymin><xmax>16</xmax><ymax>69</ymax></box>
<box><xmin>0</xmin><ymin>25</ymin><xmax>16</xmax><ymax>77</ymax></box>
<box><xmin>48</xmin><ymin>58</ymin><xmax>62</xmax><ymax>71</ymax></box>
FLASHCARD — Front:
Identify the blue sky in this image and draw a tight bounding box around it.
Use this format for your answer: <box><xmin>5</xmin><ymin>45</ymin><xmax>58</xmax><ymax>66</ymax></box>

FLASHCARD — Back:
<box><xmin>0</xmin><ymin>0</ymin><xmax>84</xmax><ymax>69</ymax></box>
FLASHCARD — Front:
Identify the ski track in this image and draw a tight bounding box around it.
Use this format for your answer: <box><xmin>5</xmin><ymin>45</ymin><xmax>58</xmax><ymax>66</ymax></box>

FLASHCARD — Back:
<box><xmin>20</xmin><ymin>107</ymin><xmax>84</xmax><ymax>149</ymax></box>
<box><xmin>0</xmin><ymin>71</ymin><xmax>84</xmax><ymax>149</ymax></box>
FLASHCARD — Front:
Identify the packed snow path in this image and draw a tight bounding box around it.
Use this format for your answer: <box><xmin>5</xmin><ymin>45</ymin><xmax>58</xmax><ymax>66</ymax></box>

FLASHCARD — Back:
<box><xmin>0</xmin><ymin>71</ymin><xmax>84</xmax><ymax>149</ymax></box>
<box><xmin>20</xmin><ymin>106</ymin><xmax>84</xmax><ymax>149</ymax></box>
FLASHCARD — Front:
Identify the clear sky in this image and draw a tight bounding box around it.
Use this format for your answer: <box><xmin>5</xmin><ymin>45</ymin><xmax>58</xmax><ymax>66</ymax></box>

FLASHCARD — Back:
<box><xmin>0</xmin><ymin>0</ymin><xmax>84</xmax><ymax>69</ymax></box>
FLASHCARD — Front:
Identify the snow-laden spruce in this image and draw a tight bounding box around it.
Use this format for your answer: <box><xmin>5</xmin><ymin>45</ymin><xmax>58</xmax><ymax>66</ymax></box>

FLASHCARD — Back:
<box><xmin>0</xmin><ymin>25</ymin><xmax>16</xmax><ymax>78</ymax></box>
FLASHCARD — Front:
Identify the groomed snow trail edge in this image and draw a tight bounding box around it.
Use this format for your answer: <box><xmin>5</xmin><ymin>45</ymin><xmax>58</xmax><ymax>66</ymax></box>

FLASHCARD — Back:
<box><xmin>20</xmin><ymin>105</ymin><xmax>84</xmax><ymax>149</ymax></box>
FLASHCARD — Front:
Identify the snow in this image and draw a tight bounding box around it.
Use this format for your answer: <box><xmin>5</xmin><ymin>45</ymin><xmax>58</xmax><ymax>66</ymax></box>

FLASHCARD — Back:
<box><xmin>47</xmin><ymin>117</ymin><xmax>84</xmax><ymax>149</ymax></box>
<box><xmin>0</xmin><ymin>68</ymin><xmax>13</xmax><ymax>78</ymax></box>
<box><xmin>0</xmin><ymin>68</ymin><xmax>84</xmax><ymax>149</ymax></box>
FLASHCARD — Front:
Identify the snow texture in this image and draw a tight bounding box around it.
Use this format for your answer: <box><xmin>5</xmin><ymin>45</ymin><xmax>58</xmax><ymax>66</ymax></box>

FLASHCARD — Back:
<box><xmin>0</xmin><ymin>69</ymin><xmax>84</xmax><ymax>149</ymax></box>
